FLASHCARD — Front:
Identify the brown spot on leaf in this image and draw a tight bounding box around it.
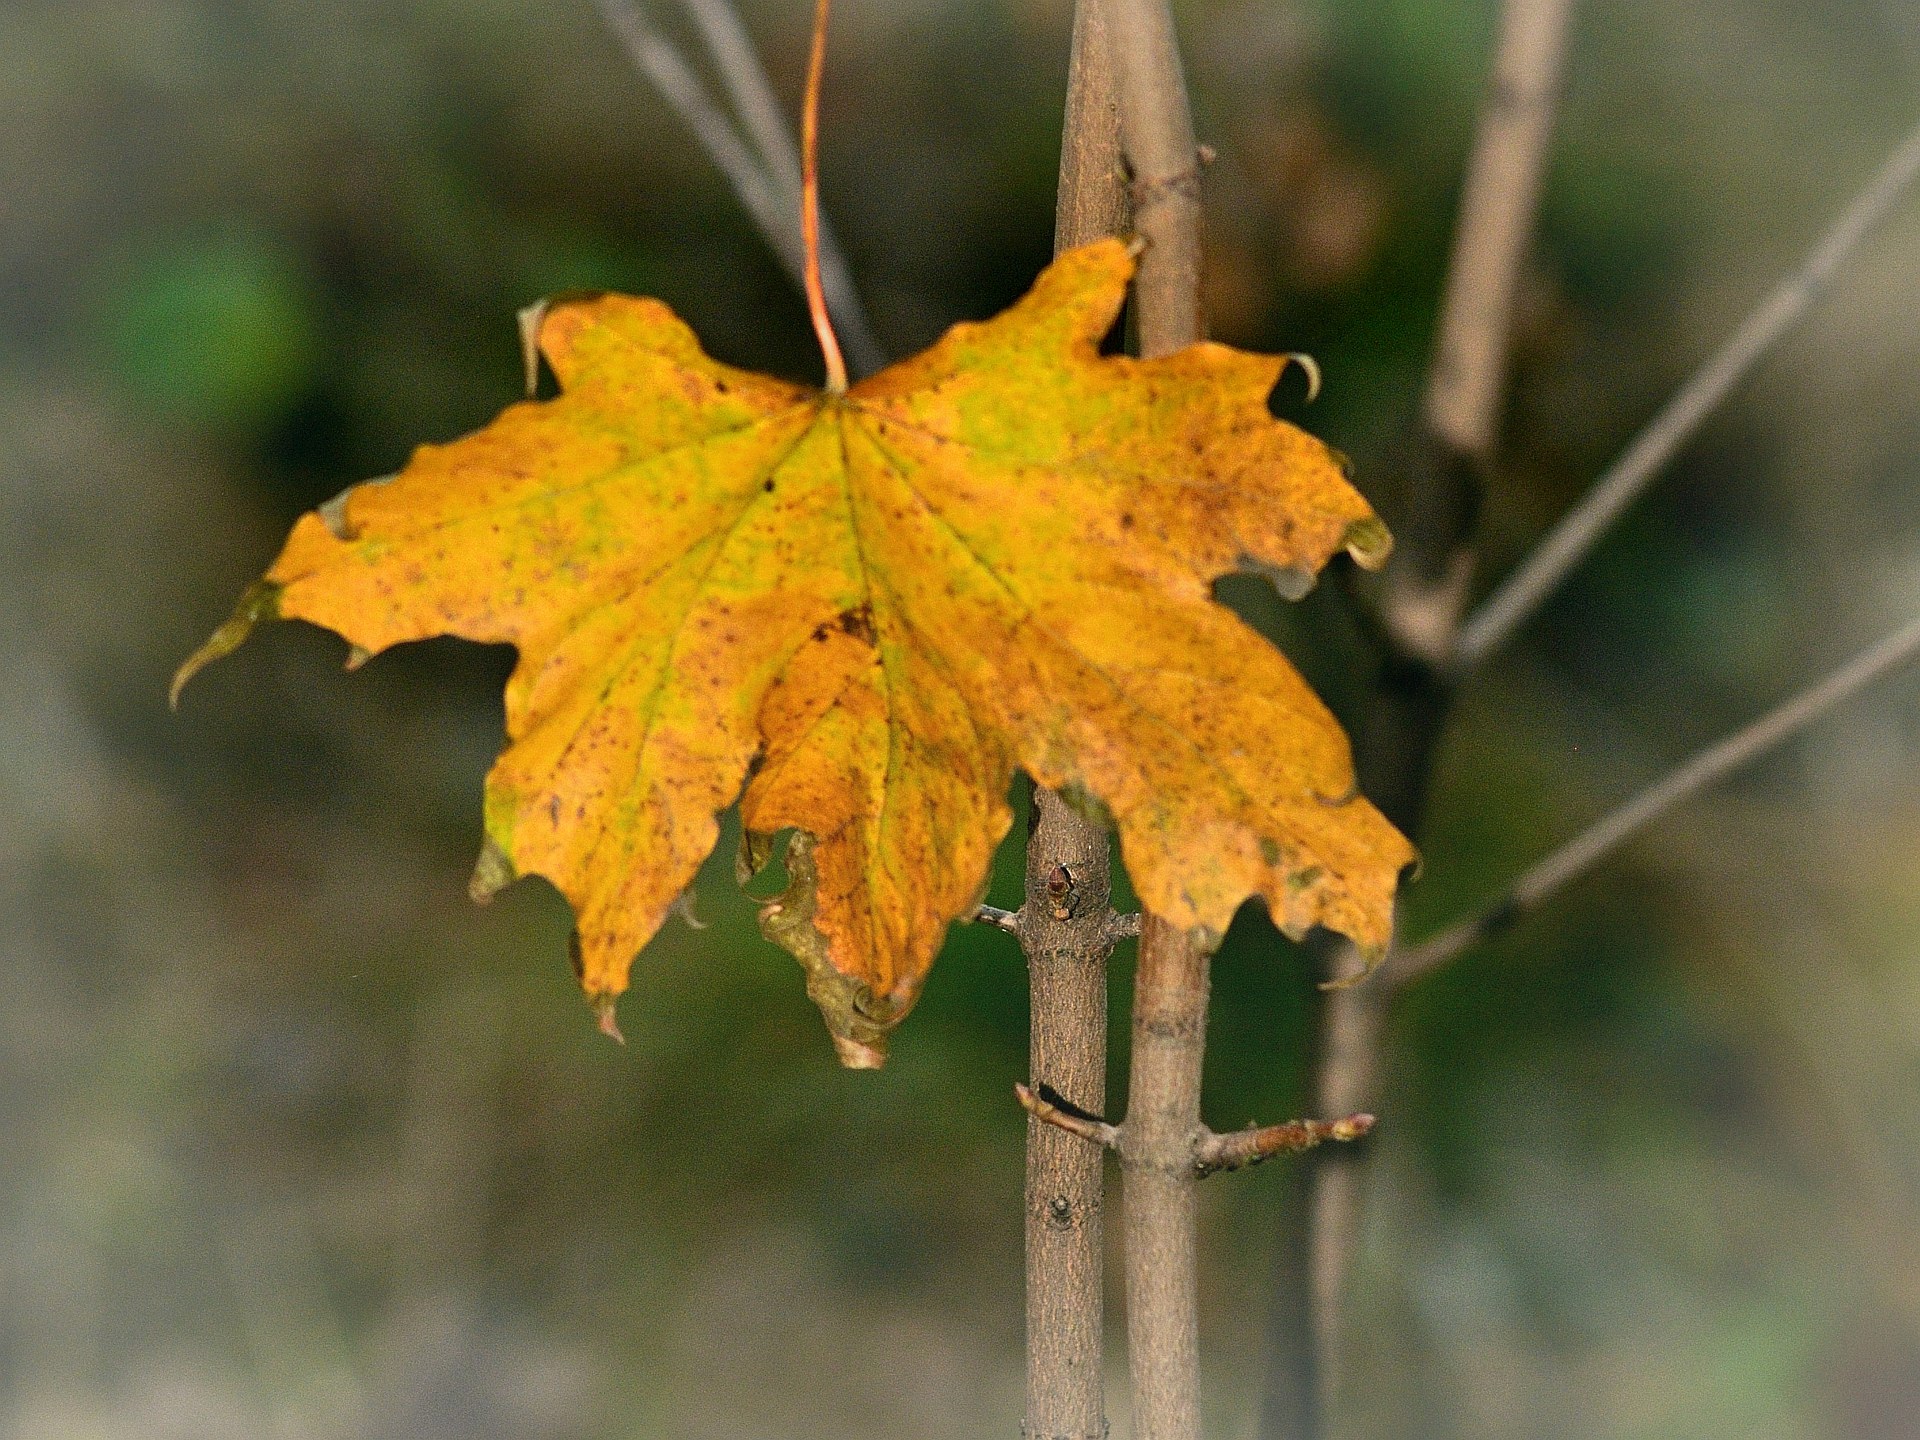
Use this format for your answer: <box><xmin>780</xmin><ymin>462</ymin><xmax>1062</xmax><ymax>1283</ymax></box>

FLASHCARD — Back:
<box><xmin>833</xmin><ymin>604</ymin><xmax>876</xmax><ymax>645</ymax></box>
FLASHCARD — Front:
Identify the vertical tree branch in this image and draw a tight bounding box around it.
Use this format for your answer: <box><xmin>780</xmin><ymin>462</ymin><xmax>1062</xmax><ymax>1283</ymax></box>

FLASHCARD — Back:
<box><xmin>1022</xmin><ymin>802</ymin><xmax>1120</xmax><ymax>1440</ymax></box>
<box><xmin>1100</xmin><ymin>2</ymin><xmax>1208</xmax><ymax>1436</ymax></box>
<box><xmin>1022</xmin><ymin>7</ymin><xmax>1131</xmax><ymax>1438</ymax></box>
<box><xmin>1105</xmin><ymin>0</ymin><xmax>1204</xmax><ymax>356</ymax></box>
<box><xmin>1424</xmin><ymin>0</ymin><xmax>1577</xmax><ymax>470</ymax></box>
<box><xmin>1119</xmin><ymin>917</ymin><xmax>1210</xmax><ymax>1440</ymax></box>
<box><xmin>1292</xmin><ymin>1</ymin><xmax>1576</xmax><ymax>1432</ymax></box>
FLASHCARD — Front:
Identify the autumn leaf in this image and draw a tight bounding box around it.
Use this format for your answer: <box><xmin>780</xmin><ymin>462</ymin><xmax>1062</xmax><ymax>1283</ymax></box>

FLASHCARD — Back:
<box><xmin>175</xmin><ymin>237</ymin><xmax>1414</xmax><ymax>1065</ymax></box>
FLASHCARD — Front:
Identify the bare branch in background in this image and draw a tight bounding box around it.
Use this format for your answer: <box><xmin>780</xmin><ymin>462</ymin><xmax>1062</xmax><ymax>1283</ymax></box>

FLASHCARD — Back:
<box><xmin>1293</xmin><ymin>5</ymin><xmax>1579</xmax><ymax>1436</ymax></box>
<box><xmin>1376</xmin><ymin>0</ymin><xmax>1576</xmax><ymax>667</ymax></box>
<box><xmin>1425</xmin><ymin>0</ymin><xmax>1577</xmax><ymax>468</ymax></box>
<box><xmin>589</xmin><ymin>0</ymin><xmax>884</xmax><ymax>375</ymax></box>
<box><xmin>675</xmin><ymin>0</ymin><xmax>804</xmax><ymax>195</ymax></box>
<box><xmin>1390</xmin><ymin>609</ymin><xmax>1920</xmax><ymax>984</ymax></box>
<box><xmin>671</xmin><ymin>0</ymin><xmax>881</xmax><ymax>374</ymax></box>
<box><xmin>1455</xmin><ymin>115</ymin><xmax>1920</xmax><ymax>670</ymax></box>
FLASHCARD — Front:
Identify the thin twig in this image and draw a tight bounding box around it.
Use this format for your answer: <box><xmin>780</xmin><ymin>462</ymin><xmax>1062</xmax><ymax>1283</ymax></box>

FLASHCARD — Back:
<box><xmin>1455</xmin><ymin>115</ymin><xmax>1920</xmax><ymax>670</ymax></box>
<box><xmin>1392</xmin><ymin>609</ymin><xmax>1920</xmax><ymax>984</ymax></box>
<box><xmin>675</xmin><ymin>0</ymin><xmax>804</xmax><ymax>194</ymax></box>
<box><xmin>1193</xmin><ymin>1113</ymin><xmax>1373</xmax><ymax>1179</ymax></box>
<box><xmin>971</xmin><ymin>904</ymin><xmax>1022</xmax><ymax>934</ymax></box>
<box><xmin>589</xmin><ymin>0</ymin><xmax>883</xmax><ymax>375</ymax></box>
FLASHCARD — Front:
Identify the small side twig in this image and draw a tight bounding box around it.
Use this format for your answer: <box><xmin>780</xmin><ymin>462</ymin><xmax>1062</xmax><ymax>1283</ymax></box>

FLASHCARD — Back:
<box><xmin>970</xmin><ymin>904</ymin><xmax>1022</xmax><ymax>934</ymax></box>
<box><xmin>1455</xmin><ymin>114</ymin><xmax>1920</xmax><ymax>669</ymax></box>
<box><xmin>1390</xmin><ymin>608</ymin><xmax>1920</xmax><ymax>985</ymax></box>
<box><xmin>675</xmin><ymin>0</ymin><xmax>804</xmax><ymax>195</ymax></box>
<box><xmin>1019</xmin><ymin>1083</ymin><xmax>1371</xmax><ymax>1178</ymax></box>
<box><xmin>1193</xmin><ymin>1113</ymin><xmax>1373</xmax><ymax>1179</ymax></box>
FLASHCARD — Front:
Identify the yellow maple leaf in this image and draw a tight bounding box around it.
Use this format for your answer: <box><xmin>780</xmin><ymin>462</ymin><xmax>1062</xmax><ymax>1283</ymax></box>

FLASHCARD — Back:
<box><xmin>175</xmin><ymin>237</ymin><xmax>1414</xmax><ymax>1064</ymax></box>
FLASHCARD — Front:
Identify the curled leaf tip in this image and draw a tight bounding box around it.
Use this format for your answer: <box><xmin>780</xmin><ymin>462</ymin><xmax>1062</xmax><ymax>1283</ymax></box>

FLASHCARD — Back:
<box><xmin>1187</xmin><ymin>923</ymin><xmax>1226</xmax><ymax>957</ymax></box>
<box><xmin>669</xmin><ymin>888</ymin><xmax>707</xmax><ymax>930</ymax></box>
<box><xmin>1341</xmin><ymin>515</ymin><xmax>1393</xmax><ymax>571</ymax></box>
<box><xmin>1283</xmin><ymin>352</ymin><xmax>1323</xmax><ymax>403</ymax></box>
<box><xmin>517</xmin><ymin>299</ymin><xmax>551</xmax><ymax>398</ymax></box>
<box><xmin>735</xmin><ymin>829</ymin><xmax>778</xmax><ymax>886</ymax></box>
<box><xmin>752</xmin><ymin>832</ymin><xmax>899</xmax><ymax>1066</ymax></box>
<box><xmin>319</xmin><ymin>473</ymin><xmax>396</xmax><ymax>542</ymax></box>
<box><xmin>468</xmin><ymin>834</ymin><xmax>516</xmax><ymax>905</ymax></box>
<box><xmin>1239</xmin><ymin>554</ymin><xmax>1317</xmax><ymax>601</ymax></box>
<box><xmin>169</xmin><ymin>580</ymin><xmax>281</xmax><ymax>710</ymax></box>
<box><xmin>318</xmin><ymin>488</ymin><xmax>354</xmax><ymax>541</ymax></box>
<box><xmin>594</xmin><ymin>993</ymin><xmax>625</xmax><ymax>1045</ymax></box>
<box><xmin>344</xmin><ymin>644</ymin><xmax>373</xmax><ymax>672</ymax></box>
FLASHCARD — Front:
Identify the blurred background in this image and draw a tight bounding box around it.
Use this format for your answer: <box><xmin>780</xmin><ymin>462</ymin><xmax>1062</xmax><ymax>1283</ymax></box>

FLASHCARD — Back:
<box><xmin>6</xmin><ymin>0</ymin><xmax>1920</xmax><ymax>1435</ymax></box>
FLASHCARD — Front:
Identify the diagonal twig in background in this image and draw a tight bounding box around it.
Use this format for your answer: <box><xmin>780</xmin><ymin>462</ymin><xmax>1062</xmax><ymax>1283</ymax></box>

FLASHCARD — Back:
<box><xmin>1390</xmin><ymin>608</ymin><xmax>1920</xmax><ymax>984</ymax></box>
<box><xmin>589</xmin><ymin>0</ymin><xmax>884</xmax><ymax>375</ymax></box>
<box><xmin>1455</xmin><ymin>115</ymin><xmax>1920</xmax><ymax>670</ymax></box>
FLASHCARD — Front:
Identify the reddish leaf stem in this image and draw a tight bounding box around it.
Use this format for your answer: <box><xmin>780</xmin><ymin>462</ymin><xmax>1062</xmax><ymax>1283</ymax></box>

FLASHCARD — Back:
<box><xmin>801</xmin><ymin>0</ymin><xmax>848</xmax><ymax>393</ymax></box>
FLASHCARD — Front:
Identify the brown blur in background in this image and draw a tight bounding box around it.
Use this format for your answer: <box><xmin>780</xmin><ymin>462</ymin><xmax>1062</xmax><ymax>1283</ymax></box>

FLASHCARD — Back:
<box><xmin>6</xmin><ymin>1</ymin><xmax>1920</xmax><ymax>1436</ymax></box>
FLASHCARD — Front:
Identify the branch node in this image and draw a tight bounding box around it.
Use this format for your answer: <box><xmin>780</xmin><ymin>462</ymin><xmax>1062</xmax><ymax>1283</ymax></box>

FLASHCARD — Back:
<box><xmin>1129</xmin><ymin>162</ymin><xmax>1202</xmax><ymax>208</ymax></box>
<box><xmin>1016</xmin><ymin>1082</ymin><xmax>1121</xmax><ymax>1152</ymax></box>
